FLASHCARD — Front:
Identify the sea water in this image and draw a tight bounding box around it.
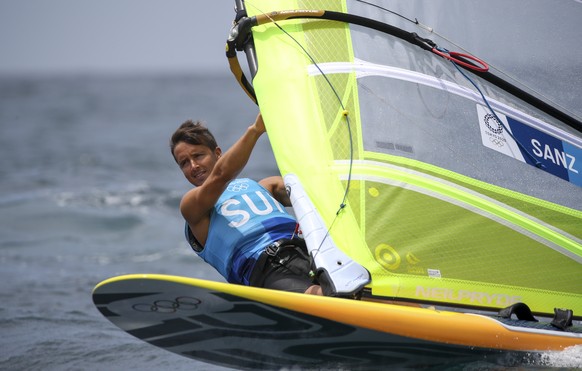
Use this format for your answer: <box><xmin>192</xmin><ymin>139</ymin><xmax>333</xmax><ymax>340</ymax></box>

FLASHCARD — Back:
<box><xmin>0</xmin><ymin>73</ymin><xmax>270</xmax><ymax>371</ymax></box>
<box><xmin>0</xmin><ymin>73</ymin><xmax>580</xmax><ymax>370</ymax></box>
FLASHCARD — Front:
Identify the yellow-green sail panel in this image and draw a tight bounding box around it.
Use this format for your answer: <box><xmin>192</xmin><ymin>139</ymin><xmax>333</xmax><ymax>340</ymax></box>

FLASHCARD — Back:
<box><xmin>245</xmin><ymin>0</ymin><xmax>582</xmax><ymax>315</ymax></box>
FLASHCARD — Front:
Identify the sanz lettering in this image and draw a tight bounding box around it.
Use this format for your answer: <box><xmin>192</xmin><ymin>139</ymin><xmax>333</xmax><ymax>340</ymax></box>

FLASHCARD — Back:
<box><xmin>531</xmin><ymin>139</ymin><xmax>578</xmax><ymax>173</ymax></box>
<box><xmin>221</xmin><ymin>191</ymin><xmax>284</xmax><ymax>228</ymax></box>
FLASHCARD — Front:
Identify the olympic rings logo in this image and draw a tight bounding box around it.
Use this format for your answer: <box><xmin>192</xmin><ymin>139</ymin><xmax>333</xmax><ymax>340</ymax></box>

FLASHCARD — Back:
<box><xmin>489</xmin><ymin>137</ymin><xmax>505</xmax><ymax>147</ymax></box>
<box><xmin>132</xmin><ymin>296</ymin><xmax>202</xmax><ymax>313</ymax></box>
<box><xmin>484</xmin><ymin>113</ymin><xmax>504</xmax><ymax>134</ymax></box>
<box><xmin>227</xmin><ymin>181</ymin><xmax>249</xmax><ymax>192</ymax></box>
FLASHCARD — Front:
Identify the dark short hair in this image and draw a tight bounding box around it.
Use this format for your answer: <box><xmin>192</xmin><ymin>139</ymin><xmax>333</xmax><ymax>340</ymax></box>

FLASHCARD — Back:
<box><xmin>170</xmin><ymin>120</ymin><xmax>218</xmax><ymax>162</ymax></box>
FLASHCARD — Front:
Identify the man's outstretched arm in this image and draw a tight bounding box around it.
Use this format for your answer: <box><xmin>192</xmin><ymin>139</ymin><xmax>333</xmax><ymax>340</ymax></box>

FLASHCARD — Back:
<box><xmin>180</xmin><ymin>113</ymin><xmax>266</xmax><ymax>226</ymax></box>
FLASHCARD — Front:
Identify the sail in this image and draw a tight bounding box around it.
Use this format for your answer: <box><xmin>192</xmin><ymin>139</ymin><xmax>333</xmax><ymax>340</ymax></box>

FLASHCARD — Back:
<box><xmin>231</xmin><ymin>0</ymin><xmax>582</xmax><ymax>316</ymax></box>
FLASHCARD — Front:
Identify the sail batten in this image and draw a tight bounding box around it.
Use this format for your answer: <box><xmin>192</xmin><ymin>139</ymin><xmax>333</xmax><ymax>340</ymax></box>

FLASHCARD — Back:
<box><xmin>309</xmin><ymin>60</ymin><xmax>582</xmax><ymax>148</ymax></box>
<box><xmin>333</xmin><ymin>161</ymin><xmax>582</xmax><ymax>262</ymax></box>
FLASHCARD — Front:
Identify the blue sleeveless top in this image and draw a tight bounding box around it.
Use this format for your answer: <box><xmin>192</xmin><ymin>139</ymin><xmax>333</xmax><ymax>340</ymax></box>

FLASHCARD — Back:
<box><xmin>185</xmin><ymin>178</ymin><xmax>296</xmax><ymax>284</ymax></box>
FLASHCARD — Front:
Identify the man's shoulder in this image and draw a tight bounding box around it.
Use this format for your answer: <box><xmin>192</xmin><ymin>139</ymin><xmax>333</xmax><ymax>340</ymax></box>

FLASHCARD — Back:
<box><xmin>224</xmin><ymin>178</ymin><xmax>261</xmax><ymax>193</ymax></box>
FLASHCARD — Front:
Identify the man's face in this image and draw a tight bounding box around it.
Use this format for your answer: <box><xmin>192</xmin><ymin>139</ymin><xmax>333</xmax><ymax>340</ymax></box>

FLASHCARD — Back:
<box><xmin>173</xmin><ymin>141</ymin><xmax>222</xmax><ymax>186</ymax></box>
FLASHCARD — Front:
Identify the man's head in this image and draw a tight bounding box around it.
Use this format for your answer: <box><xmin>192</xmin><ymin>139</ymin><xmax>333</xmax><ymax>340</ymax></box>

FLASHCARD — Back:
<box><xmin>170</xmin><ymin>120</ymin><xmax>218</xmax><ymax>159</ymax></box>
<box><xmin>171</xmin><ymin>120</ymin><xmax>222</xmax><ymax>186</ymax></box>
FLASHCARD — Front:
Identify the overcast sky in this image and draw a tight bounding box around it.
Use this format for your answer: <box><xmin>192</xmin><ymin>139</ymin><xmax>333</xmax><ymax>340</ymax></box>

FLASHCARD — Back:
<box><xmin>1</xmin><ymin>0</ymin><xmax>581</xmax><ymax>115</ymax></box>
<box><xmin>0</xmin><ymin>0</ymin><xmax>237</xmax><ymax>74</ymax></box>
<box><xmin>3</xmin><ymin>1</ymin><xmax>581</xmax><ymax>76</ymax></box>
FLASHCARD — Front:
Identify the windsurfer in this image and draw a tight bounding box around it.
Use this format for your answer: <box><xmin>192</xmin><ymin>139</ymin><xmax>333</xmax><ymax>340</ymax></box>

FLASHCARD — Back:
<box><xmin>170</xmin><ymin>113</ymin><xmax>323</xmax><ymax>295</ymax></box>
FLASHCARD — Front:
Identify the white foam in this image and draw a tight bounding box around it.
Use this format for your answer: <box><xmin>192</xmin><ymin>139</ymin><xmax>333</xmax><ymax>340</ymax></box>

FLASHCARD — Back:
<box><xmin>538</xmin><ymin>345</ymin><xmax>582</xmax><ymax>368</ymax></box>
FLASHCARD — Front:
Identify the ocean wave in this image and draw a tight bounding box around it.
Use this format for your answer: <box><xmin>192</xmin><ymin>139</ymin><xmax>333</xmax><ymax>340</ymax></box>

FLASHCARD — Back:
<box><xmin>54</xmin><ymin>181</ymin><xmax>181</xmax><ymax>214</ymax></box>
<box><xmin>0</xmin><ymin>181</ymin><xmax>182</xmax><ymax>215</ymax></box>
<box><xmin>89</xmin><ymin>247</ymin><xmax>187</xmax><ymax>266</ymax></box>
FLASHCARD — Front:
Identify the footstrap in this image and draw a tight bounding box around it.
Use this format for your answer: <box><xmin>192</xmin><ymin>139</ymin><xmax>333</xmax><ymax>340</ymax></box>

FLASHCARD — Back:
<box><xmin>498</xmin><ymin>302</ymin><xmax>538</xmax><ymax>322</ymax></box>
<box><xmin>551</xmin><ymin>308</ymin><xmax>574</xmax><ymax>330</ymax></box>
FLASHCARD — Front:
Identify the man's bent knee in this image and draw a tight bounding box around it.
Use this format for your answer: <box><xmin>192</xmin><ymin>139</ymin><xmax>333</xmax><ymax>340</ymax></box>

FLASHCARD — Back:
<box><xmin>304</xmin><ymin>285</ymin><xmax>323</xmax><ymax>295</ymax></box>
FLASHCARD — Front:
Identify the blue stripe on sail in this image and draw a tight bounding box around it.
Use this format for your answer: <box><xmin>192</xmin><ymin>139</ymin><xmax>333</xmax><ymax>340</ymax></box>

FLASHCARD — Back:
<box><xmin>507</xmin><ymin>116</ymin><xmax>580</xmax><ymax>186</ymax></box>
<box><xmin>563</xmin><ymin>141</ymin><xmax>582</xmax><ymax>186</ymax></box>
